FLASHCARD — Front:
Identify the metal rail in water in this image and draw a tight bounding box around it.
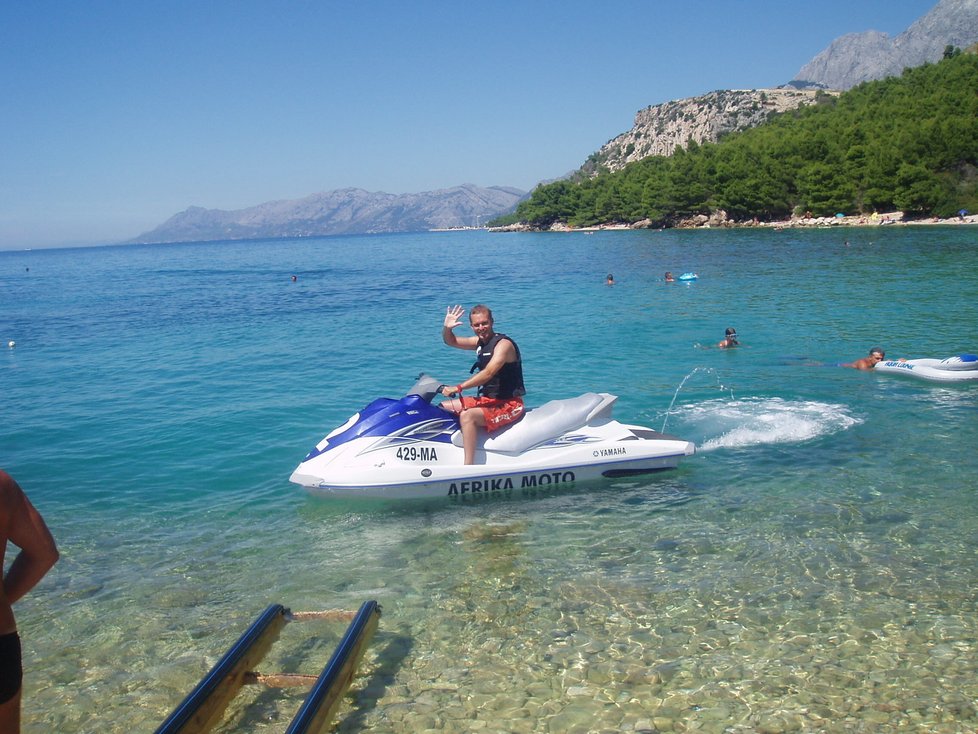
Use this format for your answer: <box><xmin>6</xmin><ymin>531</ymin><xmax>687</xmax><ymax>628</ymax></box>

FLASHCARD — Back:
<box><xmin>155</xmin><ymin>601</ymin><xmax>381</xmax><ymax>734</ymax></box>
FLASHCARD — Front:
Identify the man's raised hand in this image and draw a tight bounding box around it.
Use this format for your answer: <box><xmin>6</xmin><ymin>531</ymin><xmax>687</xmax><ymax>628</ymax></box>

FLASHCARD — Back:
<box><xmin>444</xmin><ymin>304</ymin><xmax>465</xmax><ymax>330</ymax></box>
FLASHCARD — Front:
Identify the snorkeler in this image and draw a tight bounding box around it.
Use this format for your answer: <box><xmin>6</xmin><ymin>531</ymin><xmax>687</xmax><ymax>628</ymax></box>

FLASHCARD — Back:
<box><xmin>718</xmin><ymin>328</ymin><xmax>739</xmax><ymax>349</ymax></box>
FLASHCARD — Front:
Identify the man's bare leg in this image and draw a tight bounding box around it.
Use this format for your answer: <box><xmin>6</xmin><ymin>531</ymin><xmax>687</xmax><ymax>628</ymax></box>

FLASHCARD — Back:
<box><xmin>459</xmin><ymin>408</ymin><xmax>487</xmax><ymax>465</ymax></box>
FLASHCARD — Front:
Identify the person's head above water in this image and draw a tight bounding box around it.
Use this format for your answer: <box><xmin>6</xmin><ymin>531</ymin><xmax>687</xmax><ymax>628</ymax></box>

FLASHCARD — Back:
<box><xmin>844</xmin><ymin>347</ymin><xmax>886</xmax><ymax>370</ymax></box>
<box><xmin>718</xmin><ymin>327</ymin><xmax>739</xmax><ymax>348</ymax></box>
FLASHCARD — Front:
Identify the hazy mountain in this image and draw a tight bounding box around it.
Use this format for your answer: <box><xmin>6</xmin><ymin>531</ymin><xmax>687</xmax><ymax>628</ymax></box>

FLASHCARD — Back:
<box><xmin>130</xmin><ymin>184</ymin><xmax>526</xmax><ymax>244</ymax></box>
<box><xmin>789</xmin><ymin>0</ymin><xmax>978</xmax><ymax>89</ymax></box>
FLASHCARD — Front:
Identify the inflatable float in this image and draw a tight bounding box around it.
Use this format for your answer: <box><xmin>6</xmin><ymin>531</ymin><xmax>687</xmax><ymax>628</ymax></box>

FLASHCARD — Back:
<box><xmin>874</xmin><ymin>354</ymin><xmax>978</xmax><ymax>382</ymax></box>
<box><xmin>678</xmin><ymin>272</ymin><xmax>698</xmax><ymax>281</ymax></box>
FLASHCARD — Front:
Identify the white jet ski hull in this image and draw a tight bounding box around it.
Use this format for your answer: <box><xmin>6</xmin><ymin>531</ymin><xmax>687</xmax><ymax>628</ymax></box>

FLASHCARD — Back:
<box><xmin>289</xmin><ymin>384</ymin><xmax>695</xmax><ymax>500</ymax></box>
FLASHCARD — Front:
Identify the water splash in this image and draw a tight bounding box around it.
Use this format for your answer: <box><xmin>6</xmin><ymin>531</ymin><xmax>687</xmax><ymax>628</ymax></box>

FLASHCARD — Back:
<box><xmin>666</xmin><ymin>397</ymin><xmax>861</xmax><ymax>451</ymax></box>
<box><xmin>662</xmin><ymin>367</ymin><xmax>735</xmax><ymax>432</ymax></box>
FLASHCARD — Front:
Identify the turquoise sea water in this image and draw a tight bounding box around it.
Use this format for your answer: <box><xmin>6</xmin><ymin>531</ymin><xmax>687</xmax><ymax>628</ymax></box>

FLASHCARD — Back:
<box><xmin>3</xmin><ymin>227</ymin><xmax>978</xmax><ymax>733</ymax></box>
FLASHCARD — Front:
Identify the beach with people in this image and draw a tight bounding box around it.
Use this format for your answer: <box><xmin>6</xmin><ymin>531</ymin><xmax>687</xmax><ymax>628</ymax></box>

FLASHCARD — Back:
<box><xmin>494</xmin><ymin>209</ymin><xmax>978</xmax><ymax>233</ymax></box>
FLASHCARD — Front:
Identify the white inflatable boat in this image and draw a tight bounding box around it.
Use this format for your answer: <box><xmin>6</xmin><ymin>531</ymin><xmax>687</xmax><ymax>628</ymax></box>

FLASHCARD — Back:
<box><xmin>874</xmin><ymin>354</ymin><xmax>978</xmax><ymax>382</ymax></box>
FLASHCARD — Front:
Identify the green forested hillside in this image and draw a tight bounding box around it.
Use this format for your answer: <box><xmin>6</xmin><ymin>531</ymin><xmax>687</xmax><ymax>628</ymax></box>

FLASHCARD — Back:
<box><xmin>502</xmin><ymin>51</ymin><xmax>978</xmax><ymax>228</ymax></box>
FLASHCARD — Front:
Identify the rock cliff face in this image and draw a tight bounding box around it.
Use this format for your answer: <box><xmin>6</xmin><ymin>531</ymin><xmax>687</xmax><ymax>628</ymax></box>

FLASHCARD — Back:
<box><xmin>131</xmin><ymin>184</ymin><xmax>525</xmax><ymax>244</ymax></box>
<box><xmin>581</xmin><ymin>88</ymin><xmax>831</xmax><ymax>176</ymax></box>
<box><xmin>790</xmin><ymin>0</ymin><xmax>978</xmax><ymax>89</ymax></box>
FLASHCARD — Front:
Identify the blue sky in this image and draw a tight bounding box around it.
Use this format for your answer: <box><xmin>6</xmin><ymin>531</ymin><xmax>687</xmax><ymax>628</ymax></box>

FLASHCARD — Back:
<box><xmin>0</xmin><ymin>0</ymin><xmax>936</xmax><ymax>249</ymax></box>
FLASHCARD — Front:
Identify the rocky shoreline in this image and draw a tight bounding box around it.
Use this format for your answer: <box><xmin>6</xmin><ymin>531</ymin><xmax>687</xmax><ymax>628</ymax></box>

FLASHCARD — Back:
<box><xmin>491</xmin><ymin>209</ymin><xmax>978</xmax><ymax>233</ymax></box>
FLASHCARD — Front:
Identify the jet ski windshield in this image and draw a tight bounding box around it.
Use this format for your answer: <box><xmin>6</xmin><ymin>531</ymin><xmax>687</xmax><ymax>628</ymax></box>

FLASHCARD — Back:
<box><xmin>406</xmin><ymin>373</ymin><xmax>446</xmax><ymax>402</ymax></box>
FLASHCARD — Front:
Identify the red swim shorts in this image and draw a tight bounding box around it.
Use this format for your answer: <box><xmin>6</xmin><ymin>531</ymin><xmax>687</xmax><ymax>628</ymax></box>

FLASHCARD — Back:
<box><xmin>459</xmin><ymin>396</ymin><xmax>525</xmax><ymax>433</ymax></box>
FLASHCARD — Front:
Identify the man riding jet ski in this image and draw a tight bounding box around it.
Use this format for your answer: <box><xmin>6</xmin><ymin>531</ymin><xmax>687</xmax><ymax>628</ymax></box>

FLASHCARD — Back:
<box><xmin>436</xmin><ymin>304</ymin><xmax>526</xmax><ymax>465</ymax></box>
<box><xmin>290</xmin><ymin>303</ymin><xmax>694</xmax><ymax>499</ymax></box>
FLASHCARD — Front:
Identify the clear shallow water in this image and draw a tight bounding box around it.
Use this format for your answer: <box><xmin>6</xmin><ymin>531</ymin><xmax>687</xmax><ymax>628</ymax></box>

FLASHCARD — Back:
<box><xmin>3</xmin><ymin>227</ymin><xmax>978</xmax><ymax>733</ymax></box>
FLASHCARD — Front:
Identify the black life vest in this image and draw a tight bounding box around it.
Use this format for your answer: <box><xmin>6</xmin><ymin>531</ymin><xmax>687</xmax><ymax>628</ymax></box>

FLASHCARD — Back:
<box><xmin>470</xmin><ymin>332</ymin><xmax>525</xmax><ymax>399</ymax></box>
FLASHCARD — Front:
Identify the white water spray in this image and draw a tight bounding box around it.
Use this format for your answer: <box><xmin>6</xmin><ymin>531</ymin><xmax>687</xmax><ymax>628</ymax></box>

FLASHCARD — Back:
<box><xmin>662</xmin><ymin>367</ymin><xmax>735</xmax><ymax>432</ymax></box>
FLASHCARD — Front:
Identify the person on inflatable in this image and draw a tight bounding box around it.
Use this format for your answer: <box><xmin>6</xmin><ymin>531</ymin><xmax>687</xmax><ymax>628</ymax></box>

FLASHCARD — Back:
<box><xmin>844</xmin><ymin>347</ymin><xmax>885</xmax><ymax>370</ymax></box>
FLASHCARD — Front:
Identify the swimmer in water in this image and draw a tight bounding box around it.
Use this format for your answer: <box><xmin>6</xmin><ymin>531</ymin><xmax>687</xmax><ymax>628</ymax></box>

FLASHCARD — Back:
<box><xmin>844</xmin><ymin>347</ymin><xmax>885</xmax><ymax>370</ymax></box>
<box><xmin>718</xmin><ymin>328</ymin><xmax>739</xmax><ymax>349</ymax></box>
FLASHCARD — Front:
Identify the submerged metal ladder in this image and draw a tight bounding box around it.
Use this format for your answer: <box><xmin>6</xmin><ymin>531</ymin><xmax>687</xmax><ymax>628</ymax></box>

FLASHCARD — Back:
<box><xmin>155</xmin><ymin>601</ymin><xmax>381</xmax><ymax>734</ymax></box>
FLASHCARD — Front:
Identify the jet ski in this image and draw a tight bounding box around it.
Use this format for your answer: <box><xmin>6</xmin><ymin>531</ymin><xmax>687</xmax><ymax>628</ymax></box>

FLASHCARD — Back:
<box><xmin>289</xmin><ymin>374</ymin><xmax>696</xmax><ymax>499</ymax></box>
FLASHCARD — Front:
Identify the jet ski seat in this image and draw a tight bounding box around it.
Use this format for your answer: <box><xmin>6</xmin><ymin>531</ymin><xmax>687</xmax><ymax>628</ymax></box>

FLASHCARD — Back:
<box><xmin>451</xmin><ymin>392</ymin><xmax>619</xmax><ymax>454</ymax></box>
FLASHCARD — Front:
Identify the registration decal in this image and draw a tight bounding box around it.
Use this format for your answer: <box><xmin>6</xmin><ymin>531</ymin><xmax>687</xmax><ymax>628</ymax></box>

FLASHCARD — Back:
<box><xmin>395</xmin><ymin>446</ymin><xmax>438</xmax><ymax>462</ymax></box>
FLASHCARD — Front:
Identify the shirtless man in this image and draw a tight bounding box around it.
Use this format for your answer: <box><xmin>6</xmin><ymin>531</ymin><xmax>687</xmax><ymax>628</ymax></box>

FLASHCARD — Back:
<box><xmin>1</xmin><ymin>470</ymin><xmax>59</xmax><ymax>734</ymax></box>
<box><xmin>845</xmin><ymin>347</ymin><xmax>885</xmax><ymax>370</ymax></box>
<box><xmin>439</xmin><ymin>304</ymin><xmax>526</xmax><ymax>465</ymax></box>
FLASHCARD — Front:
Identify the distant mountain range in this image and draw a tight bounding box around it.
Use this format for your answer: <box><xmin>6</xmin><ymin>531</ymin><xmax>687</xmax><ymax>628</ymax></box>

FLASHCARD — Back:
<box><xmin>133</xmin><ymin>0</ymin><xmax>977</xmax><ymax>245</ymax></box>
<box><xmin>130</xmin><ymin>184</ymin><xmax>525</xmax><ymax>244</ymax></box>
